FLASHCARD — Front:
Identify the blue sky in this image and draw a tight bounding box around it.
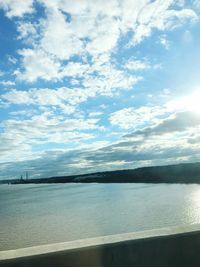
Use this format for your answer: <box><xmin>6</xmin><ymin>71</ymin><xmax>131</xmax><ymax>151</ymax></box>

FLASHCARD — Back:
<box><xmin>0</xmin><ymin>0</ymin><xmax>200</xmax><ymax>180</ymax></box>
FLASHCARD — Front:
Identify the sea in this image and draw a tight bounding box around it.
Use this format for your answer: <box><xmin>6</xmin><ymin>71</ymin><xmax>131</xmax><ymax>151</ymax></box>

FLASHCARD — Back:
<box><xmin>1</xmin><ymin>183</ymin><xmax>200</xmax><ymax>251</ymax></box>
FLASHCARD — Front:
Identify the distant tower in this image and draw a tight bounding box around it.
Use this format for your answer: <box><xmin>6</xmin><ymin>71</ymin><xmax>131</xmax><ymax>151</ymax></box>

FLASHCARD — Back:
<box><xmin>20</xmin><ymin>175</ymin><xmax>23</xmax><ymax>181</ymax></box>
<box><xmin>26</xmin><ymin>171</ymin><xmax>28</xmax><ymax>181</ymax></box>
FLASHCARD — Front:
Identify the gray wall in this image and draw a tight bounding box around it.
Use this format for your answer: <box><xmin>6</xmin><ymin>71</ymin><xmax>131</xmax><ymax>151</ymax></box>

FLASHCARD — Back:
<box><xmin>1</xmin><ymin>226</ymin><xmax>200</xmax><ymax>267</ymax></box>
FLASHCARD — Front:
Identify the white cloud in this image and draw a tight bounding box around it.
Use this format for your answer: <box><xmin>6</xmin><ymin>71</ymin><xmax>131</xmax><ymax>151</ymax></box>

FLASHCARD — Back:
<box><xmin>10</xmin><ymin>0</ymin><xmax>198</xmax><ymax>82</ymax></box>
<box><xmin>9</xmin><ymin>110</ymin><xmax>36</xmax><ymax>117</ymax></box>
<box><xmin>0</xmin><ymin>0</ymin><xmax>34</xmax><ymax>18</ymax></box>
<box><xmin>109</xmin><ymin>105</ymin><xmax>167</xmax><ymax>130</ymax></box>
<box><xmin>17</xmin><ymin>21</ymin><xmax>38</xmax><ymax>42</ymax></box>
<box><xmin>2</xmin><ymin>112</ymin><xmax>99</xmax><ymax>137</ymax></box>
<box><xmin>62</xmin><ymin>62</ymin><xmax>89</xmax><ymax>78</ymax></box>
<box><xmin>159</xmin><ymin>35</ymin><xmax>170</xmax><ymax>49</ymax></box>
<box><xmin>16</xmin><ymin>49</ymin><xmax>61</xmax><ymax>82</ymax></box>
<box><xmin>0</xmin><ymin>111</ymin><xmax>100</xmax><ymax>162</ymax></box>
<box><xmin>3</xmin><ymin>54</ymin><xmax>142</xmax><ymax>106</ymax></box>
<box><xmin>83</xmin><ymin>69</ymin><xmax>142</xmax><ymax>97</ymax></box>
<box><xmin>39</xmin><ymin>8</ymin><xmax>84</xmax><ymax>61</ymax></box>
<box><xmin>2</xmin><ymin>89</ymin><xmax>34</xmax><ymax>105</ymax></box>
<box><xmin>1</xmin><ymin>114</ymin><xmax>199</xmax><ymax>177</ymax></box>
<box><xmin>165</xmin><ymin>90</ymin><xmax>200</xmax><ymax>114</ymax></box>
<box><xmin>126</xmin><ymin>111</ymin><xmax>200</xmax><ymax>138</ymax></box>
<box><xmin>131</xmin><ymin>1</ymin><xmax>198</xmax><ymax>44</ymax></box>
<box><xmin>110</xmin><ymin>90</ymin><xmax>200</xmax><ymax>130</ymax></box>
<box><xmin>124</xmin><ymin>59</ymin><xmax>150</xmax><ymax>71</ymax></box>
<box><xmin>0</xmin><ymin>133</ymin><xmax>33</xmax><ymax>162</ymax></box>
<box><xmin>2</xmin><ymin>87</ymin><xmax>88</xmax><ymax>111</ymax></box>
<box><xmin>0</xmin><ymin>80</ymin><xmax>15</xmax><ymax>86</ymax></box>
<box><xmin>89</xmin><ymin>112</ymin><xmax>103</xmax><ymax>118</ymax></box>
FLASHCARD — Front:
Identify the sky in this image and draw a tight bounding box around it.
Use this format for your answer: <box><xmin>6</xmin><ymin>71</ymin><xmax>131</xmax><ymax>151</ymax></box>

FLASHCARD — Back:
<box><xmin>0</xmin><ymin>0</ymin><xmax>200</xmax><ymax>180</ymax></box>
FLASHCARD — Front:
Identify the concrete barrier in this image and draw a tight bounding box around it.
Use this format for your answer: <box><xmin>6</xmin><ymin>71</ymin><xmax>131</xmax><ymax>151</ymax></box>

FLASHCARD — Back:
<box><xmin>1</xmin><ymin>224</ymin><xmax>200</xmax><ymax>267</ymax></box>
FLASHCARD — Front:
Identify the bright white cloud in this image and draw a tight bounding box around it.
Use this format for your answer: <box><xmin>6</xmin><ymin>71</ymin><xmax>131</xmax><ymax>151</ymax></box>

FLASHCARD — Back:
<box><xmin>109</xmin><ymin>105</ymin><xmax>167</xmax><ymax>130</ymax></box>
<box><xmin>131</xmin><ymin>1</ymin><xmax>198</xmax><ymax>44</ymax></box>
<box><xmin>1</xmin><ymin>87</ymin><xmax>89</xmax><ymax>110</ymax></box>
<box><xmin>0</xmin><ymin>0</ymin><xmax>34</xmax><ymax>17</ymax></box>
<box><xmin>9</xmin><ymin>0</ymin><xmax>197</xmax><ymax>82</ymax></box>
<box><xmin>2</xmin><ymin>57</ymin><xmax>142</xmax><ymax>106</ymax></box>
<box><xmin>110</xmin><ymin>90</ymin><xmax>200</xmax><ymax>130</ymax></box>
<box><xmin>40</xmin><ymin>8</ymin><xmax>84</xmax><ymax>60</ymax></box>
<box><xmin>16</xmin><ymin>49</ymin><xmax>61</xmax><ymax>82</ymax></box>
<box><xmin>17</xmin><ymin>21</ymin><xmax>38</xmax><ymax>42</ymax></box>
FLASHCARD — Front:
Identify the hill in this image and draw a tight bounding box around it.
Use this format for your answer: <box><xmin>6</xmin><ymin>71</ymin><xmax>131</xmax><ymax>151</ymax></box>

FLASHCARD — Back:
<box><xmin>3</xmin><ymin>162</ymin><xmax>200</xmax><ymax>184</ymax></box>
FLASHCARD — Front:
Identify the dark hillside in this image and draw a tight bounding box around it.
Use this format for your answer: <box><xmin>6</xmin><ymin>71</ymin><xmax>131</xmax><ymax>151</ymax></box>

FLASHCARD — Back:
<box><xmin>3</xmin><ymin>162</ymin><xmax>200</xmax><ymax>184</ymax></box>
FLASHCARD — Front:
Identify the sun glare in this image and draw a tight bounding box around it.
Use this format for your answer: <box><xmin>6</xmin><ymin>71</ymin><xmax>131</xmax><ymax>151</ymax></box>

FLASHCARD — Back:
<box><xmin>167</xmin><ymin>90</ymin><xmax>200</xmax><ymax>114</ymax></box>
<box><xmin>183</xmin><ymin>91</ymin><xmax>200</xmax><ymax>114</ymax></box>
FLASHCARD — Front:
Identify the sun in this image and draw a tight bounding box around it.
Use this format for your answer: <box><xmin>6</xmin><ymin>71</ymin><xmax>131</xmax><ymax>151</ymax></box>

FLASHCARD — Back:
<box><xmin>167</xmin><ymin>90</ymin><xmax>200</xmax><ymax>115</ymax></box>
<box><xmin>182</xmin><ymin>91</ymin><xmax>200</xmax><ymax>114</ymax></box>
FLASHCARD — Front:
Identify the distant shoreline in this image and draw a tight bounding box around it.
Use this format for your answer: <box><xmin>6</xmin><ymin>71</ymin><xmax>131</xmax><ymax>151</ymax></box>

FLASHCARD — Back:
<box><xmin>1</xmin><ymin>162</ymin><xmax>200</xmax><ymax>185</ymax></box>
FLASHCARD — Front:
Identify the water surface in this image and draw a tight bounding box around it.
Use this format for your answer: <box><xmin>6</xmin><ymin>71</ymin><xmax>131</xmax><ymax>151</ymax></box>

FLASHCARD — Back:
<box><xmin>1</xmin><ymin>183</ymin><xmax>200</xmax><ymax>251</ymax></box>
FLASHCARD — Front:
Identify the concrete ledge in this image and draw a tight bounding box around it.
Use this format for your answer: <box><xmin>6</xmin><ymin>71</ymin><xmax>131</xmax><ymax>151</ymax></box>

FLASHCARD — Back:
<box><xmin>1</xmin><ymin>224</ymin><xmax>200</xmax><ymax>267</ymax></box>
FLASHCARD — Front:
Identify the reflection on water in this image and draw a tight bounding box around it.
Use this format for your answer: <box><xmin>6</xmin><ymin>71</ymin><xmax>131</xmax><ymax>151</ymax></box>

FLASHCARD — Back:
<box><xmin>1</xmin><ymin>183</ymin><xmax>200</xmax><ymax>251</ymax></box>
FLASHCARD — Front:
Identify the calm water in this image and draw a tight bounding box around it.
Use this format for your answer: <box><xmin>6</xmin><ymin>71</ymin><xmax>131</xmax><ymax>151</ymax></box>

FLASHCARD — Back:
<box><xmin>1</xmin><ymin>183</ymin><xmax>200</xmax><ymax>251</ymax></box>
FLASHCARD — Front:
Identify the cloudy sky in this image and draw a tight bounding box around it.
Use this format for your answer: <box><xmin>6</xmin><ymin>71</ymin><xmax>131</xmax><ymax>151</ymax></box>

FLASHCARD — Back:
<box><xmin>0</xmin><ymin>0</ymin><xmax>200</xmax><ymax>180</ymax></box>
